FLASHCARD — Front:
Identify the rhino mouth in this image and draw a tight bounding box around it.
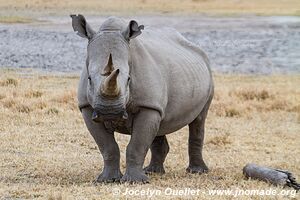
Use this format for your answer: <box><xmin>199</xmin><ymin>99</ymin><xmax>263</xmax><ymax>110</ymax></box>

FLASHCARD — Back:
<box><xmin>92</xmin><ymin>109</ymin><xmax>127</xmax><ymax>122</ymax></box>
<box><xmin>92</xmin><ymin>103</ymin><xmax>128</xmax><ymax>122</ymax></box>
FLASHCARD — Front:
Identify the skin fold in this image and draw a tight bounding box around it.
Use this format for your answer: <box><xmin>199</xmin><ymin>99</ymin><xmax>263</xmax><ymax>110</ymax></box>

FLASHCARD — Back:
<box><xmin>71</xmin><ymin>14</ymin><xmax>214</xmax><ymax>183</ymax></box>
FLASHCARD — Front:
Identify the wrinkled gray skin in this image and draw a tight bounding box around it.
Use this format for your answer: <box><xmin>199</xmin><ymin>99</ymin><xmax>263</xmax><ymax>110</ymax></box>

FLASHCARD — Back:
<box><xmin>71</xmin><ymin>15</ymin><xmax>214</xmax><ymax>184</ymax></box>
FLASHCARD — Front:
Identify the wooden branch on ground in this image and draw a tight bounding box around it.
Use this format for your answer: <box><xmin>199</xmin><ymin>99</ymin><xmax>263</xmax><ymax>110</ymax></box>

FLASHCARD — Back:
<box><xmin>243</xmin><ymin>163</ymin><xmax>300</xmax><ymax>191</ymax></box>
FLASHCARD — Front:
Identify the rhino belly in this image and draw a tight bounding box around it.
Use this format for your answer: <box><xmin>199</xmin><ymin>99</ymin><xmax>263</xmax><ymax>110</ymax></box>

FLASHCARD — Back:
<box><xmin>158</xmin><ymin>71</ymin><xmax>211</xmax><ymax>135</ymax></box>
<box><xmin>158</xmin><ymin>94</ymin><xmax>208</xmax><ymax>135</ymax></box>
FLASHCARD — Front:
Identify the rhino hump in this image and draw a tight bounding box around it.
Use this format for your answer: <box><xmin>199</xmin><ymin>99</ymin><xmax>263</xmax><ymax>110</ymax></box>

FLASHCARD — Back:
<box><xmin>99</xmin><ymin>16</ymin><xmax>127</xmax><ymax>32</ymax></box>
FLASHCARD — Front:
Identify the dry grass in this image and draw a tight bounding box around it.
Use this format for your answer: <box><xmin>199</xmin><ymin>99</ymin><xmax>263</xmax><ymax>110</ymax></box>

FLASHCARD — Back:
<box><xmin>0</xmin><ymin>69</ymin><xmax>299</xmax><ymax>199</ymax></box>
<box><xmin>0</xmin><ymin>0</ymin><xmax>300</xmax><ymax>16</ymax></box>
<box><xmin>0</xmin><ymin>16</ymin><xmax>34</xmax><ymax>23</ymax></box>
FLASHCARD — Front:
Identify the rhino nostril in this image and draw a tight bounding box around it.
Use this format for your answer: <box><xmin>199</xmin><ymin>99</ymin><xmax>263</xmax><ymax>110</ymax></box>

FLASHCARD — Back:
<box><xmin>92</xmin><ymin>111</ymin><xmax>98</xmax><ymax>121</ymax></box>
<box><xmin>122</xmin><ymin>111</ymin><xmax>128</xmax><ymax>119</ymax></box>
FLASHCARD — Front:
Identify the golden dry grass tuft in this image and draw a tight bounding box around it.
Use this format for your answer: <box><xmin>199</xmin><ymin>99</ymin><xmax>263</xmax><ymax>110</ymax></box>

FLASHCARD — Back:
<box><xmin>0</xmin><ymin>15</ymin><xmax>34</xmax><ymax>23</ymax></box>
<box><xmin>233</xmin><ymin>89</ymin><xmax>272</xmax><ymax>101</ymax></box>
<box><xmin>0</xmin><ymin>16</ymin><xmax>36</xmax><ymax>24</ymax></box>
<box><xmin>25</xmin><ymin>90</ymin><xmax>43</xmax><ymax>98</ymax></box>
<box><xmin>0</xmin><ymin>77</ymin><xmax>18</xmax><ymax>86</ymax></box>
<box><xmin>0</xmin><ymin>69</ymin><xmax>299</xmax><ymax>199</ymax></box>
<box><xmin>206</xmin><ymin>133</ymin><xmax>231</xmax><ymax>146</ymax></box>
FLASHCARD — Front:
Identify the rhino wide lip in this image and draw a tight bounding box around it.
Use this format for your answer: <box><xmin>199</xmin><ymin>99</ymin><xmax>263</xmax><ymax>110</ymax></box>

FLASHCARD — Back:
<box><xmin>92</xmin><ymin>109</ymin><xmax>126</xmax><ymax>122</ymax></box>
<box><xmin>92</xmin><ymin>102</ymin><xmax>128</xmax><ymax>122</ymax></box>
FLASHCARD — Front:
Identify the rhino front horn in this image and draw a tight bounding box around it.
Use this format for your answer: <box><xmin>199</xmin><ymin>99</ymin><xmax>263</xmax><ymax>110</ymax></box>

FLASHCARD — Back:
<box><xmin>101</xmin><ymin>69</ymin><xmax>120</xmax><ymax>97</ymax></box>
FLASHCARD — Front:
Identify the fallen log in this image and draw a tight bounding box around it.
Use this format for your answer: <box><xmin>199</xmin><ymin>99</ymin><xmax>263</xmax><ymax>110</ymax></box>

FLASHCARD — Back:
<box><xmin>243</xmin><ymin>163</ymin><xmax>300</xmax><ymax>191</ymax></box>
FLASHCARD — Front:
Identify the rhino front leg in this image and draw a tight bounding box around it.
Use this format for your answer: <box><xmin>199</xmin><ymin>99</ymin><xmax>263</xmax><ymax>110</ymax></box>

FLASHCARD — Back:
<box><xmin>144</xmin><ymin>135</ymin><xmax>169</xmax><ymax>174</ymax></box>
<box><xmin>121</xmin><ymin>108</ymin><xmax>161</xmax><ymax>183</ymax></box>
<box><xmin>82</xmin><ymin>107</ymin><xmax>122</xmax><ymax>183</ymax></box>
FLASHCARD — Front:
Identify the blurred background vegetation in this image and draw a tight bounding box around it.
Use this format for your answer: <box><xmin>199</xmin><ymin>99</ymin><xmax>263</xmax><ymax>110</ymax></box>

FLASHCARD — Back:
<box><xmin>0</xmin><ymin>0</ymin><xmax>300</xmax><ymax>17</ymax></box>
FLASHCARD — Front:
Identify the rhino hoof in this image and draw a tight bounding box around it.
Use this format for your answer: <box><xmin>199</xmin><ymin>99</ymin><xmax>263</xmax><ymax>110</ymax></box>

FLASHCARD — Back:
<box><xmin>143</xmin><ymin>165</ymin><xmax>165</xmax><ymax>174</ymax></box>
<box><xmin>95</xmin><ymin>170</ymin><xmax>123</xmax><ymax>183</ymax></box>
<box><xmin>186</xmin><ymin>165</ymin><xmax>209</xmax><ymax>174</ymax></box>
<box><xmin>121</xmin><ymin>169</ymin><xmax>149</xmax><ymax>184</ymax></box>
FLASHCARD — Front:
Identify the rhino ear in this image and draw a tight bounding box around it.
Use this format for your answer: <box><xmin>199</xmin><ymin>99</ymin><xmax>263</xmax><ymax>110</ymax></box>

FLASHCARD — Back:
<box><xmin>70</xmin><ymin>14</ymin><xmax>95</xmax><ymax>39</ymax></box>
<box><xmin>122</xmin><ymin>20</ymin><xmax>144</xmax><ymax>41</ymax></box>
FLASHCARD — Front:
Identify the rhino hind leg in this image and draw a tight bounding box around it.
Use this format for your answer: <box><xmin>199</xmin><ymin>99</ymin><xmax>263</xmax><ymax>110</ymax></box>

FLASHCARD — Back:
<box><xmin>81</xmin><ymin>107</ymin><xmax>123</xmax><ymax>183</ymax></box>
<box><xmin>186</xmin><ymin>95</ymin><xmax>213</xmax><ymax>174</ymax></box>
<box><xmin>144</xmin><ymin>135</ymin><xmax>169</xmax><ymax>174</ymax></box>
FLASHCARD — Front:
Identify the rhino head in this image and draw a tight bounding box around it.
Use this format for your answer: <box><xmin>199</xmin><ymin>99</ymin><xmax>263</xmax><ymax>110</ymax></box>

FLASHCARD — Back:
<box><xmin>71</xmin><ymin>15</ymin><xmax>144</xmax><ymax>122</ymax></box>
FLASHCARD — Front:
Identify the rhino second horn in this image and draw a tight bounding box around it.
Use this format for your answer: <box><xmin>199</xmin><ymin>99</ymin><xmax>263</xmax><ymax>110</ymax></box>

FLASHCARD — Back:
<box><xmin>101</xmin><ymin>69</ymin><xmax>120</xmax><ymax>97</ymax></box>
<box><xmin>101</xmin><ymin>54</ymin><xmax>114</xmax><ymax>76</ymax></box>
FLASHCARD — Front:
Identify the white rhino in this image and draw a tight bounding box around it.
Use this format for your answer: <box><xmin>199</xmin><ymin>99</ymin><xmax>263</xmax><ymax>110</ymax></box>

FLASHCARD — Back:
<box><xmin>71</xmin><ymin>15</ymin><xmax>214</xmax><ymax>183</ymax></box>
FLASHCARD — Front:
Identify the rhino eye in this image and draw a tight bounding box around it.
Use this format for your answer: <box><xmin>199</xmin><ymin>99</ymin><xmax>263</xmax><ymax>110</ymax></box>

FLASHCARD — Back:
<box><xmin>88</xmin><ymin>76</ymin><xmax>92</xmax><ymax>84</ymax></box>
<box><xmin>126</xmin><ymin>76</ymin><xmax>131</xmax><ymax>87</ymax></box>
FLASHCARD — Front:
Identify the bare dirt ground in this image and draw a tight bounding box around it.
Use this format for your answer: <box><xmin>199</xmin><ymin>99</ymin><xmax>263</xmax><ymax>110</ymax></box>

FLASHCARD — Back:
<box><xmin>1</xmin><ymin>15</ymin><xmax>300</xmax><ymax>74</ymax></box>
<box><xmin>0</xmin><ymin>69</ymin><xmax>299</xmax><ymax>199</ymax></box>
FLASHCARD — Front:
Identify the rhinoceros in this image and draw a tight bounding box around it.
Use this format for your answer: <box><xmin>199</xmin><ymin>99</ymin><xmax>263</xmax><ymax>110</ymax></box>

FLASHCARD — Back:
<box><xmin>71</xmin><ymin>14</ymin><xmax>214</xmax><ymax>183</ymax></box>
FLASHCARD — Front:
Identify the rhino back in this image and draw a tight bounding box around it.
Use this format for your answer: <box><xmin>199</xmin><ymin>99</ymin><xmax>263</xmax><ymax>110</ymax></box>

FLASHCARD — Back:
<box><xmin>129</xmin><ymin>27</ymin><xmax>213</xmax><ymax>134</ymax></box>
